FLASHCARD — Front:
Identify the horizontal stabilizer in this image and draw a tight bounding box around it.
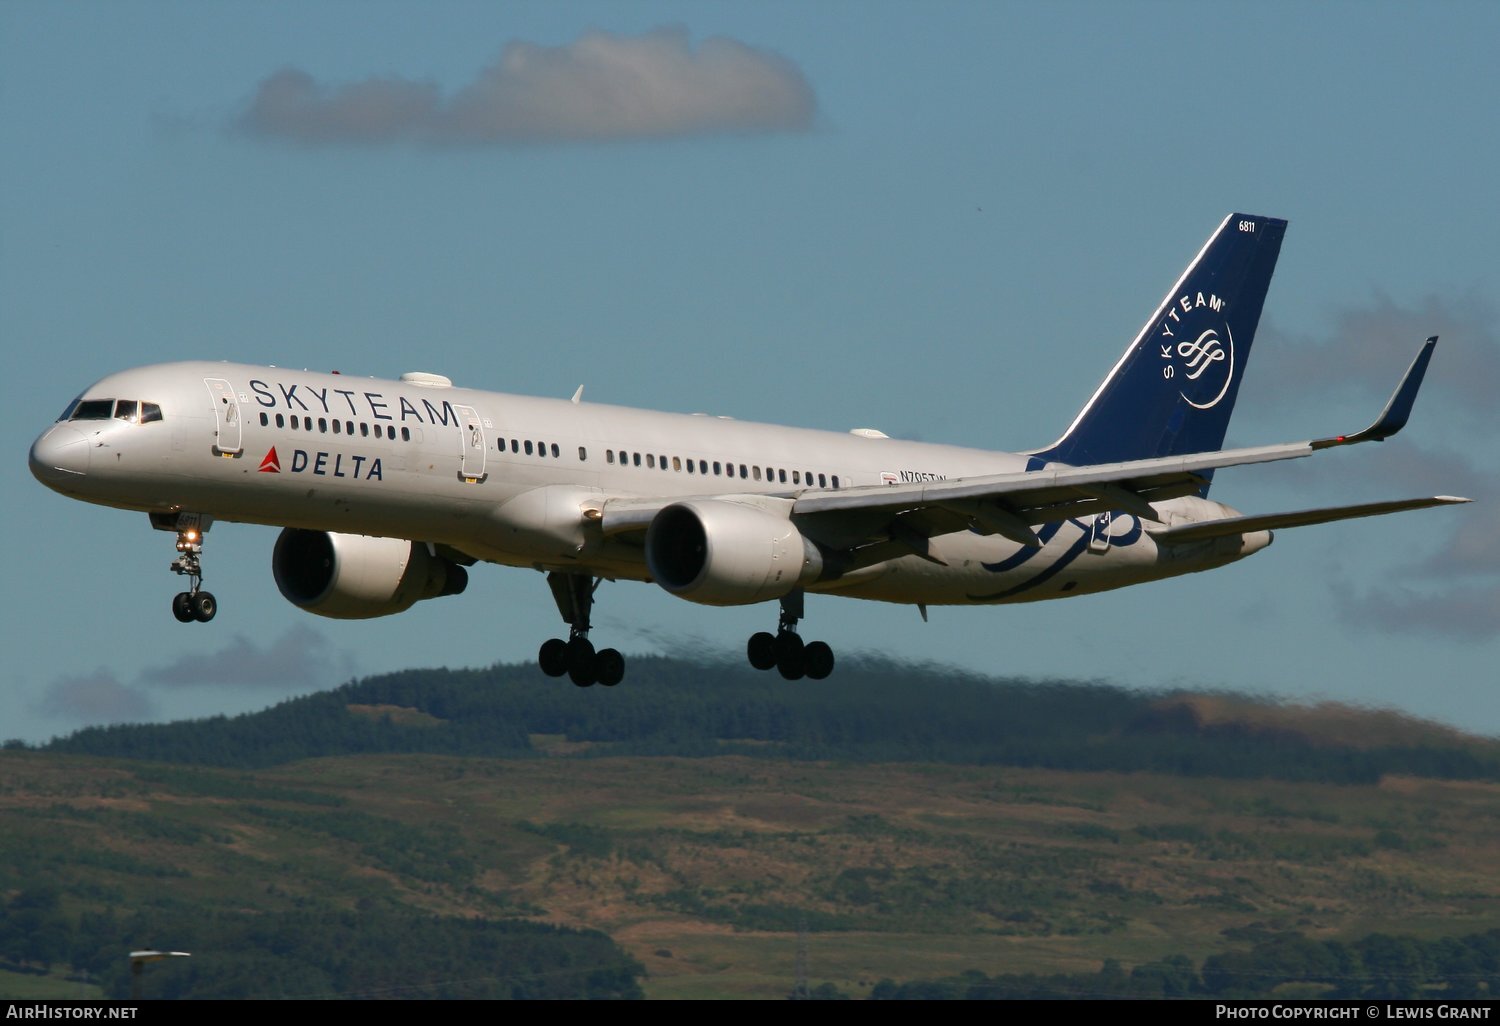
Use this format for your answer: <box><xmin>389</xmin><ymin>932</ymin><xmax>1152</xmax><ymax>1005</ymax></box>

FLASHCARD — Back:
<box><xmin>1149</xmin><ymin>495</ymin><xmax>1471</xmax><ymax>544</ymax></box>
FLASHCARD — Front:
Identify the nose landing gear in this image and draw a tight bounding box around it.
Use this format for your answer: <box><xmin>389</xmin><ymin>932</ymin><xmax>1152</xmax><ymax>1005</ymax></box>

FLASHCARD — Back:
<box><xmin>157</xmin><ymin>514</ymin><xmax>217</xmax><ymax>623</ymax></box>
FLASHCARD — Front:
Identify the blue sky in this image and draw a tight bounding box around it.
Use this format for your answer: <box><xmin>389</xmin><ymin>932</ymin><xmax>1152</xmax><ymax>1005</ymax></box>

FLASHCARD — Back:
<box><xmin>3</xmin><ymin>1</ymin><xmax>1496</xmax><ymax>743</ymax></box>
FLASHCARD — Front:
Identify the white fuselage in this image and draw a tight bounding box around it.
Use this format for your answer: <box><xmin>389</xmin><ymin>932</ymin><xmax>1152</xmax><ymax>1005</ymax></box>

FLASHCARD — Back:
<box><xmin>30</xmin><ymin>361</ymin><xmax>1266</xmax><ymax>609</ymax></box>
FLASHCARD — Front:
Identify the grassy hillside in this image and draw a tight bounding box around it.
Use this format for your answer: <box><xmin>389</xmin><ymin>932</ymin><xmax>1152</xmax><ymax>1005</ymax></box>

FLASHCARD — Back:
<box><xmin>4</xmin><ymin>745</ymin><xmax>1499</xmax><ymax>997</ymax></box>
<box><xmin>41</xmin><ymin>656</ymin><xmax>1500</xmax><ymax>783</ymax></box>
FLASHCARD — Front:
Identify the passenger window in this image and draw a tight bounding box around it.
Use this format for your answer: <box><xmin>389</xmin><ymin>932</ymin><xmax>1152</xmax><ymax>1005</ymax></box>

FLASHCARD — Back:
<box><xmin>525</xmin><ymin>440</ymin><xmax>534</xmax><ymax>455</ymax></box>
<box><xmin>672</xmin><ymin>456</ymin><xmax>682</xmax><ymax>472</ymax></box>
<box><xmin>578</xmin><ymin>446</ymin><xmax>587</xmax><ymax>461</ymax></box>
<box><xmin>114</xmin><ymin>400</ymin><xmax>139</xmax><ymax>423</ymax></box>
<box><xmin>510</xmin><ymin>439</ymin><xmax>518</xmax><ymax>453</ymax></box>
<box><xmin>276</xmin><ymin>413</ymin><xmax>285</xmax><ymax>428</ymax></box>
<box><xmin>633</xmin><ymin>453</ymin><xmax>641</xmax><ymax>467</ymax></box>
<box><xmin>536</xmin><ymin>440</ymin><xmax>545</xmax><ymax>456</ymax></box>
<box><xmin>713</xmin><ymin>461</ymin><xmax>721</xmax><ymax>475</ymax></box>
<box><xmin>290</xmin><ymin>417</ymin><xmax>299</xmax><ymax>431</ymax></box>
<box><xmin>551</xmin><ymin>443</ymin><xmax>560</xmax><ymax>458</ymax></box>
<box><xmin>385</xmin><ymin>425</ymin><xmax>394</xmax><ymax>440</ymax></box>
<box><xmin>141</xmin><ymin>403</ymin><xmax>162</xmax><ymax>424</ymax></box>
<box><xmin>332</xmin><ymin>420</ymin><xmax>341</xmax><ymax>434</ymax></box>
<box><xmin>360</xmin><ymin>423</ymin><xmax>369</xmax><ymax>437</ymax></box>
<box><xmin>346</xmin><ymin>421</ymin><xmax>354</xmax><ymax>435</ymax></box>
<box><xmin>686</xmin><ymin>459</ymin><xmax>695</xmax><ymax>474</ymax></box>
<box><xmin>699</xmin><ymin>460</ymin><xmax>707</xmax><ymax>475</ymax></box>
<box><xmin>401</xmin><ymin>427</ymin><xmax>410</xmax><ymax>441</ymax></box>
<box><xmin>659</xmin><ymin>455</ymin><xmax>667</xmax><ymax>470</ymax></box>
<box><xmin>739</xmin><ymin>464</ymin><xmax>748</xmax><ymax>479</ymax></box>
<box><xmin>778</xmin><ymin>469</ymin><xmax>787</xmax><ymax>484</ymax></box>
<box><xmin>318</xmin><ymin>418</ymin><xmax>327</xmax><ymax>432</ymax></box>
<box><xmin>607</xmin><ymin>450</ymin><xmax>615</xmax><ymax>464</ymax></box>
<box><xmin>305</xmin><ymin>417</ymin><xmax>314</xmax><ymax>431</ymax></box>
<box><xmin>259</xmin><ymin>412</ymin><xmax>269</xmax><ymax>427</ymax></box>
<box><xmin>647</xmin><ymin>454</ymin><xmax>656</xmax><ymax>469</ymax></box>
<box><xmin>832</xmin><ymin>475</ymin><xmax>840</xmax><ymax>489</ymax></box>
<box><xmin>793</xmin><ymin>470</ymin><xmax>800</xmax><ymax>484</ymax></box>
<box><xmin>752</xmin><ymin>466</ymin><xmax>762</xmax><ymax>482</ymax></box>
<box><xmin>818</xmin><ymin>473</ymin><xmax>827</xmax><ymax>488</ymax></box>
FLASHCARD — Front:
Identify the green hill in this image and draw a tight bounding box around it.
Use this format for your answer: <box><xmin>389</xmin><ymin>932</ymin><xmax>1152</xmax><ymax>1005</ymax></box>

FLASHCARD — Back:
<box><xmin>5</xmin><ymin>657</ymin><xmax>1499</xmax><ymax>999</ymax></box>
<box><xmin>41</xmin><ymin>655</ymin><xmax>1500</xmax><ymax>783</ymax></box>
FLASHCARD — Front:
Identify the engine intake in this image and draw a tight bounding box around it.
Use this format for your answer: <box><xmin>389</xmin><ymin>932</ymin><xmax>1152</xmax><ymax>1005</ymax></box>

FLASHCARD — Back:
<box><xmin>645</xmin><ymin>500</ymin><xmax>822</xmax><ymax>606</ymax></box>
<box><xmin>273</xmin><ymin>529</ymin><xmax>467</xmax><ymax>619</ymax></box>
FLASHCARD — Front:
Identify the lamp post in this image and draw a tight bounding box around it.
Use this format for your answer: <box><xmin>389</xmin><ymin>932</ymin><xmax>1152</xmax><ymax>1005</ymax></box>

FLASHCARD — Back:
<box><xmin>128</xmin><ymin>949</ymin><xmax>190</xmax><ymax>1000</ymax></box>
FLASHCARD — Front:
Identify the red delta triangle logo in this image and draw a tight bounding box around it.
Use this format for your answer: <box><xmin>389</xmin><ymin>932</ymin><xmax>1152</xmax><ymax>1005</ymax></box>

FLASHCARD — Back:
<box><xmin>258</xmin><ymin>447</ymin><xmax>281</xmax><ymax>473</ymax></box>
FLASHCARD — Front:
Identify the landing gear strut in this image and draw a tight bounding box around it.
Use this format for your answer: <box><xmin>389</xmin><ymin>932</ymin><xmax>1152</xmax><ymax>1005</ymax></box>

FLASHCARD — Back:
<box><xmin>166</xmin><ymin>517</ymin><xmax>216</xmax><ymax>624</ymax></box>
<box><xmin>538</xmin><ymin>572</ymin><xmax>624</xmax><ymax>688</ymax></box>
<box><xmin>747</xmin><ymin>589</ymin><xmax>834</xmax><ymax>680</ymax></box>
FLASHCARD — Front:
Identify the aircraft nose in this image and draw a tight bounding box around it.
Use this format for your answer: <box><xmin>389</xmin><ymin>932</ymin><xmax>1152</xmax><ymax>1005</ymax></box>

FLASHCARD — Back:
<box><xmin>29</xmin><ymin>425</ymin><xmax>90</xmax><ymax>485</ymax></box>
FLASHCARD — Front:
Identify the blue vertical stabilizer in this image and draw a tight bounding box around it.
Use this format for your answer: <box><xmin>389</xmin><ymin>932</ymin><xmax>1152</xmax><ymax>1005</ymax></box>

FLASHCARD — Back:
<box><xmin>1031</xmin><ymin>213</ymin><xmax>1287</xmax><ymax>490</ymax></box>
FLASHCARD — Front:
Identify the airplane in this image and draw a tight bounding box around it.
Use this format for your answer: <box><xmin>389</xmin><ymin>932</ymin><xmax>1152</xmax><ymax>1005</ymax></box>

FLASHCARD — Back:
<box><xmin>29</xmin><ymin>213</ymin><xmax>1469</xmax><ymax>687</ymax></box>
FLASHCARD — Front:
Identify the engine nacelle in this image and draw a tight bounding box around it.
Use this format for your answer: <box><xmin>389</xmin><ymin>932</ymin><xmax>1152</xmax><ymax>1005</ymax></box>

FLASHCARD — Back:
<box><xmin>272</xmin><ymin>529</ymin><xmax>468</xmax><ymax>619</ymax></box>
<box><xmin>645</xmin><ymin>500</ymin><xmax>823</xmax><ymax>606</ymax></box>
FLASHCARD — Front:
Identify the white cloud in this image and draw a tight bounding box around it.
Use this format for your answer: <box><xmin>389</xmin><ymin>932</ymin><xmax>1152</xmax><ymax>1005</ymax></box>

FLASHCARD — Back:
<box><xmin>37</xmin><ymin>671</ymin><xmax>156</xmax><ymax>725</ymax></box>
<box><xmin>238</xmin><ymin>27</ymin><xmax>816</xmax><ymax>146</ymax></box>
<box><xmin>141</xmin><ymin>624</ymin><xmax>356</xmax><ymax>689</ymax></box>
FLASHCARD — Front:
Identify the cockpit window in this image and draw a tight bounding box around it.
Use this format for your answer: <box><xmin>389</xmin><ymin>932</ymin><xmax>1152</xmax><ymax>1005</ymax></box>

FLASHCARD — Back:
<box><xmin>71</xmin><ymin>399</ymin><xmax>114</xmax><ymax>420</ymax></box>
<box><xmin>66</xmin><ymin>398</ymin><xmax>163</xmax><ymax>423</ymax></box>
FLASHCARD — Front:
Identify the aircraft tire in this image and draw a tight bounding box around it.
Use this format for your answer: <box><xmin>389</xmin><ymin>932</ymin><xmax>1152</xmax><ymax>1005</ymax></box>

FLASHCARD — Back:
<box><xmin>747</xmin><ymin>632</ymin><xmax>777</xmax><ymax>671</ymax></box>
<box><xmin>538</xmin><ymin>638</ymin><xmax>568</xmax><ymax>677</ymax></box>
<box><xmin>191</xmin><ymin>591</ymin><xmax>217</xmax><ymax>623</ymax></box>
<box><xmin>567</xmin><ymin>637</ymin><xmax>597</xmax><ymax>687</ymax></box>
<box><xmin>595</xmin><ymin>648</ymin><xmax>625</xmax><ymax>687</ymax></box>
<box><xmin>172</xmin><ymin>592</ymin><xmax>195</xmax><ymax>623</ymax></box>
<box><xmin>804</xmin><ymin>641</ymin><xmax>835</xmax><ymax>680</ymax></box>
<box><xmin>776</xmin><ymin>651</ymin><xmax>806</xmax><ymax>681</ymax></box>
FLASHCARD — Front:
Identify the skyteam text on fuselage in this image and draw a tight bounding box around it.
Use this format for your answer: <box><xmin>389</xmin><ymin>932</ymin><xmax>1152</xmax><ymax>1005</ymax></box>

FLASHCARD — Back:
<box><xmin>29</xmin><ymin>214</ymin><xmax>1469</xmax><ymax>686</ymax></box>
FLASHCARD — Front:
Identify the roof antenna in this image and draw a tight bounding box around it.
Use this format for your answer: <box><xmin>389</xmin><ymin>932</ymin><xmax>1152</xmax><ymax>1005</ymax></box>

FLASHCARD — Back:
<box><xmin>571</xmin><ymin>385</ymin><xmax>584</xmax><ymax>405</ymax></box>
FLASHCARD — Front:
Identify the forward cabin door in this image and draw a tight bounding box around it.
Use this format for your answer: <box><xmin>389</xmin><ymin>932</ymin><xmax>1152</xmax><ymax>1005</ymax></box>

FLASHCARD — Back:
<box><xmin>204</xmin><ymin>377</ymin><xmax>242</xmax><ymax>456</ymax></box>
<box><xmin>455</xmin><ymin>404</ymin><xmax>486</xmax><ymax>483</ymax></box>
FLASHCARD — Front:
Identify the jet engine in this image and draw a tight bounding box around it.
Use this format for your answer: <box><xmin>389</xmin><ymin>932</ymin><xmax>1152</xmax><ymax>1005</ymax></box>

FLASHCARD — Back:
<box><xmin>645</xmin><ymin>500</ymin><xmax>823</xmax><ymax>606</ymax></box>
<box><xmin>272</xmin><ymin>529</ymin><xmax>468</xmax><ymax>619</ymax></box>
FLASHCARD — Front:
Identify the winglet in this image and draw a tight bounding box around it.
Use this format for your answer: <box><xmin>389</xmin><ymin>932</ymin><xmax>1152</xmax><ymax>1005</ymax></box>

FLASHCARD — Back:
<box><xmin>1312</xmin><ymin>336</ymin><xmax>1438</xmax><ymax>449</ymax></box>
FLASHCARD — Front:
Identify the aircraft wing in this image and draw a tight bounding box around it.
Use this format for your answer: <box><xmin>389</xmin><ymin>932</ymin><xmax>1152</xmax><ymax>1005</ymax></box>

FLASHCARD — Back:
<box><xmin>1145</xmin><ymin>495</ymin><xmax>1471</xmax><ymax>544</ymax></box>
<box><xmin>600</xmin><ymin>338</ymin><xmax>1458</xmax><ymax>557</ymax></box>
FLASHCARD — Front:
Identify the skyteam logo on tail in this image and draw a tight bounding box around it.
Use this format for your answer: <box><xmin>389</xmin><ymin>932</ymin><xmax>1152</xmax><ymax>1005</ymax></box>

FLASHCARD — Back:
<box><xmin>1158</xmin><ymin>292</ymin><xmax>1234</xmax><ymax>410</ymax></box>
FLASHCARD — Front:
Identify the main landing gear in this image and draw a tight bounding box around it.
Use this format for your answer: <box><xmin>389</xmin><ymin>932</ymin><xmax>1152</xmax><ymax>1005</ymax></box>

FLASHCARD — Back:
<box><xmin>538</xmin><ymin>572</ymin><xmax>624</xmax><ymax>688</ymax></box>
<box><xmin>746</xmin><ymin>589</ymin><xmax>835</xmax><ymax>681</ymax></box>
<box><xmin>167</xmin><ymin>521</ymin><xmax>216</xmax><ymax>624</ymax></box>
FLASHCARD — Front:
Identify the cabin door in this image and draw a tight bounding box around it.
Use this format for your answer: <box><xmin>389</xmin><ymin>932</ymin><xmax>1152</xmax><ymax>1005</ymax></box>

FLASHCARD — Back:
<box><xmin>204</xmin><ymin>377</ymin><xmax>242</xmax><ymax>455</ymax></box>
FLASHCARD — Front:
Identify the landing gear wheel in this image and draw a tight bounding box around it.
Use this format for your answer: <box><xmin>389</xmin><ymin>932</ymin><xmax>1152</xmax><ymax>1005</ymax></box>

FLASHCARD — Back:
<box><xmin>538</xmin><ymin>638</ymin><xmax>568</xmax><ymax>677</ymax></box>
<box><xmin>190</xmin><ymin>591</ymin><xmax>217</xmax><ymax>623</ymax></box>
<box><xmin>803</xmin><ymin>641</ymin><xmax>835</xmax><ymax>680</ymax></box>
<box><xmin>775</xmin><ymin>631</ymin><xmax>806</xmax><ymax>681</ymax></box>
<box><xmin>567</xmin><ymin>637</ymin><xmax>597</xmax><ymax>687</ymax></box>
<box><xmin>747</xmin><ymin>631</ymin><xmax>777</xmax><ymax>671</ymax></box>
<box><xmin>595</xmin><ymin>649</ymin><xmax>625</xmax><ymax>687</ymax></box>
<box><xmin>172</xmin><ymin>592</ymin><xmax>195</xmax><ymax>623</ymax></box>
